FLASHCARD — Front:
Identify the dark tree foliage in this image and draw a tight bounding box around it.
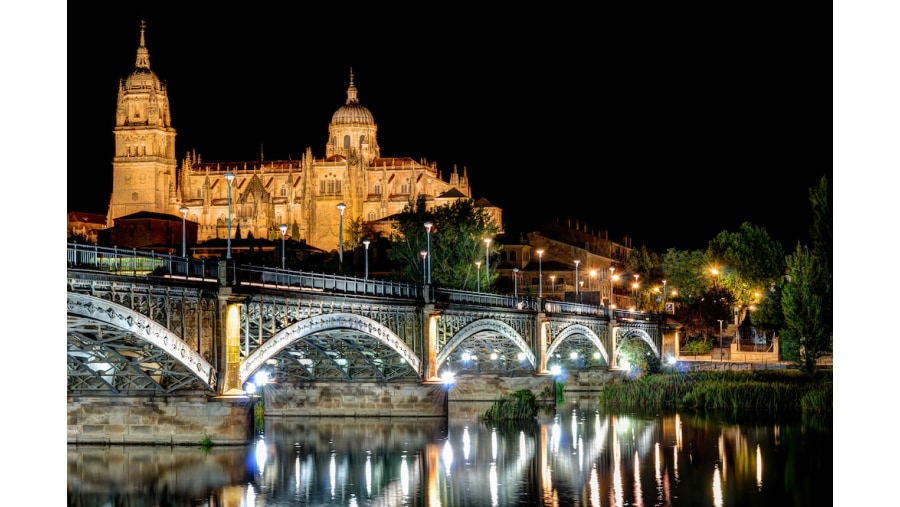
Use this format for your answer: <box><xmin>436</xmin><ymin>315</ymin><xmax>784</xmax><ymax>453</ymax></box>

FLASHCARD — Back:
<box><xmin>780</xmin><ymin>244</ymin><xmax>831</xmax><ymax>374</ymax></box>
<box><xmin>388</xmin><ymin>197</ymin><xmax>501</xmax><ymax>290</ymax></box>
<box><xmin>780</xmin><ymin>176</ymin><xmax>832</xmax><ymax>374</ymax></box>
<box><xmin>706</xmin><ymin>222</ymin><xmax>786</xmax><ymax>307</ymax></box>
<box><xmin>661</xmin><ymin>248</ymin><xmax>709</xmax><ymax>305</ymax></box>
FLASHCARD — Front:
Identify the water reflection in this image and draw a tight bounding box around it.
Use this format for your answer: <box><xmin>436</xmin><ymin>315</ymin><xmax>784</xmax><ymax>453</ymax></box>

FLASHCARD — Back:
<box><xmin>67</xmin><ymin>409</ymin><xmax>832</xmax><ymax>506</ymax></box>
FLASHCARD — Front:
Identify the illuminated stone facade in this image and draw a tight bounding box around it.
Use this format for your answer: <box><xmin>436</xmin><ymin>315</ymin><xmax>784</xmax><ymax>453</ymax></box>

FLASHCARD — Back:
<box><xmin>108</xmin><ymin>22</ymin><xmax>501</xmax><ymax>253</ymax></box>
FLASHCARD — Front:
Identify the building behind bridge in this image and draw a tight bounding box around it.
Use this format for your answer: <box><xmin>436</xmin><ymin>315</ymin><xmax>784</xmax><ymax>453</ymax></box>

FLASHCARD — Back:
<box><xmin>86</xmin><ymin>21</ymin><xmax>502</xmax><ymax>255</ymax></box>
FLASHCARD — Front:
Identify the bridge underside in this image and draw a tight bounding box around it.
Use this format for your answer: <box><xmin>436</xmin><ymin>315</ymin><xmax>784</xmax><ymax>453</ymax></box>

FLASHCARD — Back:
<box><xmin>67</xmin><ymin>315</ymin><xmax>214</xmax><ymax>394</ymax></box>
<box><xmin>256</xmin><ymin>328</ymin><xmax>420</xmax><ymax>385</ymax></box>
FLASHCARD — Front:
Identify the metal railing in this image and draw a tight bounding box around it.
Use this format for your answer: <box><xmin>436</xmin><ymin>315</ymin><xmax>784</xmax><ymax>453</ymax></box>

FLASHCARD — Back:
<box><xmin>66</xmin><ymin>243</ymin><xmax>660</xmax><ymax>320</ymax></box>
<box><xmin>67</xmin><ymin>243</ymin><xmax>218</xmax><ymax>281</ymax></box>
<box><xmin>234</xmin><ymin>265</ymin><xmax>421</xmax><ymax>298</ymax></box>
<box><xmin>435</xmin><ymin>288</ymin><xmax>539</xmax><ymax>310</ymax></box>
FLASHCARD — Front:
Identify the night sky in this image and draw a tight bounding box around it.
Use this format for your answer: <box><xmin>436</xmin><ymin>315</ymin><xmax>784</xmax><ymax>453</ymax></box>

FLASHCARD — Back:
<box><xmin>68</xmin><ymin>6</ymin><xmax>832</xmax><ymax>253</ymax></box>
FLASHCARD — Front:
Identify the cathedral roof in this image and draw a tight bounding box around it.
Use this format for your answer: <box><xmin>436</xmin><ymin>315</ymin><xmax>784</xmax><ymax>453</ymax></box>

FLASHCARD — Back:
<box><xmin>124</xmin><ymin>20</ymin><xmax>162</xmax><ymax>92</ymax></box>
<box><xmin>331</xmin><ymin>69</ymin><xmax>374</xmax><ymax>126</ymax></box>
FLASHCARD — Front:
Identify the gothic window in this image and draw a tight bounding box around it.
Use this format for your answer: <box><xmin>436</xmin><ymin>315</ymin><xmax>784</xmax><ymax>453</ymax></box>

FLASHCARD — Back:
<box><xmin>320</xmin><ymin>180</ymin><xmax>326</xmax><ymax>194</ymax></box>
<box><xmin>336</xmin><ymin>180</ymin><xmax>341</xmax><ymax>193</ymax></box>
<box><xmin>401</xmin><ymin>179</ymin><xmax>410</xmax><ymax>194</ymax></box>
<box><xmin>196</xmin><ymin>188</ymin><xmax>201</xmax><ymax>199</ymax></box>
<box><xmin>281</xmin><ymin>185</ymin><xmax>287</xmax><ymax>196</ymax></box>
<box><xmin>327</xmin><ymin>179</ymin><xmax>335</xmax><ymax>194</ymax></box>
<box><xmin>368</xmin><ymin>211</ymin><xmax>376</xmax><ymax>221</ymax></box>
<box><xmin>374</xmin><ymin>182</ymin><xmax>381</xmax><ymax>195</ymax></box>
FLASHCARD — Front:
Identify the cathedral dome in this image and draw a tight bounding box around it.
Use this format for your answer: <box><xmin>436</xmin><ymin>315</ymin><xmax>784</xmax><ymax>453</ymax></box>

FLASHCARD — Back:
<box><xmin>125</xmin><ymin>68</ymin><xmax>161</xmax><ymax>91</ymax></box>
<box><xmin>331</xmin><ymin>71</ymin><xmax>374</xmax><ymax>126</ymax></box>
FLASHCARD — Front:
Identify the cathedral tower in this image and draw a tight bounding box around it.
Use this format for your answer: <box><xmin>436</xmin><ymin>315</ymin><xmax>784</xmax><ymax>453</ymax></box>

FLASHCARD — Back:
<box><xmin>107</xmin><ymin>21</ymin><xmax>177</xmax><ymax>224</ymax></box>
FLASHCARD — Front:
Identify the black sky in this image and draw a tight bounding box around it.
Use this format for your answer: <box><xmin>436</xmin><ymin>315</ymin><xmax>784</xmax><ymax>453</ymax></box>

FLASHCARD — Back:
<box><xmin>71</xmin><ymin>6</ymin><xmax>828</xmax><ymax>252</ymax></box>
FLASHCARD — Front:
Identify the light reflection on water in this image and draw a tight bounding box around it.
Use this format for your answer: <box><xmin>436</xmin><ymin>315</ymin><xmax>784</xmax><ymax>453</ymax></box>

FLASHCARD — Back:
<box><xmin>67</xmin><ymin>406</ymin><xmax>832</xmax><ymax>506</ymax></box>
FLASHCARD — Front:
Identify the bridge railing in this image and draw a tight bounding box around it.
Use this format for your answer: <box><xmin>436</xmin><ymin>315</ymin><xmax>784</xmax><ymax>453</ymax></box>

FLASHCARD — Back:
<box><xmin>435</xmin><ymin>288</ymin><xmax>539</xmax><ymax>310</ymax></box>
<box><xmin>542</xmin><ymin>300</ymin><xmax>611</xmax><ymax>317</ymax></box>
<box><xmin>234</xmin><ymin>265</ymin><xmax>422</xmax><ymax>298</ymax></box>
<box><xmin>67</xmin><ymin>243</ymin><xmax>218</xmax><ymax>281</ymax></box>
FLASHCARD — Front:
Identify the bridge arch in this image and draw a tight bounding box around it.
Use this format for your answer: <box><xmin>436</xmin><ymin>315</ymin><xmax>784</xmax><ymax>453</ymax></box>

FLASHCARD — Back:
<box><xmin>615</xmin><ymin>327</ymin><xmax>660</xmax><ymax>358</ymax></box>
<box><xmin>67</xmin><ymin>293</ymin><xmax>216</xmax><ymax>391</ymax></box>
<box><xmin>436</xmin><ymin>318</ymin><xmax>534</xmax><ymax>374</ymax></box>
<box><xmin>546</xmin><ymin>324</ymin><xmax>609</xmax><ymax>366</ymax></box>
<box><xmin>241</xmin><ymin>312</ymin><xmax>422</xmax><ymax>384</ymax></box>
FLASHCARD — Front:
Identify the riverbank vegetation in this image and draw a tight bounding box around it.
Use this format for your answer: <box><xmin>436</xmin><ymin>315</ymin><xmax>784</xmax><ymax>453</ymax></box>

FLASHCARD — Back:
<box><xmin>480</xmin><ymin>389</ymin><xmax>548</xmax><ymax>423</ymax></box>
<box><xmin>599</xmin><ymin>370</ymin><xmax>832</xmax><ymax>414</ymax></box>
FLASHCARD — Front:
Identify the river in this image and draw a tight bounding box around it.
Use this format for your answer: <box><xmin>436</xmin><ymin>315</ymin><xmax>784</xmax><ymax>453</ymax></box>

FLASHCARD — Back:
<box><xmin>66</xmin><ymin>403</ymin><xmax>832</xmax><ymax>506</ymax></box>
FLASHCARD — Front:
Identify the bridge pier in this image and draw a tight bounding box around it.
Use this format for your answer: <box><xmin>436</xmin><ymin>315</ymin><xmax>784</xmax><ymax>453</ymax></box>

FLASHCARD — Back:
<box><xmin>219</xmin><ymin>289</ymin><xmax>247</xmax><ymax>395</ymax></box>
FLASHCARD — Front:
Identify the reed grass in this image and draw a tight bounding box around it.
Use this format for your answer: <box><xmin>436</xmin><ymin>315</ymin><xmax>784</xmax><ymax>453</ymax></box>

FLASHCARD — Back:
<box><xmin>480</xmin><ymin>389</ymin><xmax>547</xmax><ymax>423</ymax></box>
<box><xmin>599</xmin><ymin>370</ymin><xmax>832</xmax><ymax>414</ymax></box>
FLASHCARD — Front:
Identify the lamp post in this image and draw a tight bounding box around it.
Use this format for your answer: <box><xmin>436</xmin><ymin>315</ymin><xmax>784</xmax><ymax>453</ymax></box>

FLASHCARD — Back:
<box><xmin>483</xmin><ymin>238</ymin><xmax>491</xmax><ymax>289</ymax></box>
<box><xmin>475</xmin><ymin>261</ymin><xmax>482</xmax><ymax>292</ymax></box>
<box><xmin>632</xmin><ymin>274</ymin><xmax>640</xmax><ymax>310</ymax></box>
<box><xmin>574</xmin><ymin>259</ymin><xmax>580</xmax><ymax>300</ymax></box>
<box><xmin>420</xmin><ymin>250</ymin><xmax>428</xmax><ymax>285</ymax></box>
<box><xmin>224</xmin><ymin>172</ymin><xmax>236</xmax><ymax>260</ymax></box>
<box><xmin>609</xmin><ymin>267</ymin><xmax>615</xmax><ymax>307</ymax></box>
<box><xmin>336</xmin><ymin>202</ymin><xmax>346</xmax><ymax>266</ymax></box>
<box><xmin>279</xmin><ymin>223</ymin><xmax>288</xmax><ymax>269</ymax></box>
<box><xmin>363</xmin><ymin>239</ymin><xmax>371</xmax><ymax>280</ymax></box>
<box><xmin>424</xmin><ymin>221</ymin><xmax>433</xmax><ymax>284</ymax></box>
<box><xmin>662</xmin><ymin>279</ymin><xmax>668</xmax><ymax>312</ymax></box>
<box><xmin>179</xmin><ymin>205</ymin><xmax>188</xmax><ymax>258</ymax></box>
<box><xmin>536</xmin><ymin>249</ymin><xmax>544</xmax><ymax>298</ymax></box>
<box><xmin>513</xmin><ymin>268</ymin><xmax>519</xmax><ymax>297</ymax></box>
<box><xmin>718</xmin><ymin>319</ymin><xmax>724</xmax><ymax>354</ymax></box>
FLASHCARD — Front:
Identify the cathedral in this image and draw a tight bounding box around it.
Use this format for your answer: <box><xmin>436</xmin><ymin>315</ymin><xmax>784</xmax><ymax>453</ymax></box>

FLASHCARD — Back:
<box><xmin>106</xmin><ymin>22</ymin><xmax>501</xmax><ymax>253</ymax></box>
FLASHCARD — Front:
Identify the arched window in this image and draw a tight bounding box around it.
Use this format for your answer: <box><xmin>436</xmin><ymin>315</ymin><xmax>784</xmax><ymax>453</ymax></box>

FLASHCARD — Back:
<box><xmin>343</xmin><ymin>135</ymin><xmax>351</xmax><ymax>150</ymax></box>
<box><xmin>368</xmin><ymin>211</ymin><xmax>376</xmax><ymax>221</ymax></box>
<box><xmin>374</xmin><ymin>182</ymin><xmax>381</xmax><ymax>195</ymax></box>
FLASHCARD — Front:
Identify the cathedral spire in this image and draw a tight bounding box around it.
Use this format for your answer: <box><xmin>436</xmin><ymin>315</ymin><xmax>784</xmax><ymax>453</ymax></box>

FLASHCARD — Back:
<box><xmin>346</xmin><ymin>68</ymin><xmax>359</xmax><ymax>105</ymax></box>
<box><xmin>135</xmin><ymin>20</ymin><xmax>151</xmax><ymax>70</ymax></box>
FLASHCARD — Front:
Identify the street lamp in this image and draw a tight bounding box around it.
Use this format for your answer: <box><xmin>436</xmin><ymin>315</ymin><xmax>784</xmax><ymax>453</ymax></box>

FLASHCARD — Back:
<box><xmin>536</xmin><ymin>249</ymin><xmax>544</xmax><ymax>298</ymax></box>
<box><xmin>363</xmin><ymin>239</ymin><xmax>371</xmax><ymax>280</ymax></box>
<box><xmin>632</xmin><ymin>274</ymin><xmax>640</xmax><ymax>310</ymax></box>
<box><xmin>475</xmin><ymin>260</ymin><xmax>482</xmax><ymax>292</ymax></box>
<box><xmin>483</xmin><ymin>238</ymin><xmax>492</xmax><ymax>289</ymax></box>
<box><xmin>662</xmin><ymin>279</ymin><xmax>668</xmax><ymax>312</ymax></box>
<box><xmin>420</xmin><ymin>250</ymin><xmax>428</xmax><ymax>285</ymax></box>
<box><xmin>513</xmin><ymin>268</ymin><xmax>519</xmax><ymax>297</ymax></box>
<box><xmin>179</xmin><ymin>205</ymin><xmax>188</xmax><ymax>258</ymax></box>
<box><xmin>224</xmin><ymin>172</ymin><xmax>236</xmax><ymax>260</ymax></box>
<box><xmin>337</xmin><ymin>202</ymin><xmax>347</xmax><ymax>266</ymax></box>
<box><xmin>609</xmin><ymin>267</ymin><xmax>615</xmax><ymax>307</ymax></box>
<box><xmin>279</xmin><ymin>223</ymin><xmax>288</xmax><ymax>270</ymax></box>
<box><xmin>718</xmin><ymin>319</ymin><xmax>724</xmax><ymax>352</ymax></box>
<box><xmin>424</xmin><ymin>221</ymin><xmax>433</xmax><ymax>284</ymax></box>
<box><xmin>574</xmin><ymin>259</ymin><xmax>580</xmax><ymax>299</ymax></box>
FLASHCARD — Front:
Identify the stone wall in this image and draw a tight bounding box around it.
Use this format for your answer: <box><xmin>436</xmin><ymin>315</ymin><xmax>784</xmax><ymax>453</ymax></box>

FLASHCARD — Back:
<box><xmin>67</xmin><ymin>395</ymin><xmax>254</xmax><ymax>445</ymax></box>
<box><xmin>263</xmin><ymin>382</ymin><xmax>447</xmax><ymax>417</ymax></box>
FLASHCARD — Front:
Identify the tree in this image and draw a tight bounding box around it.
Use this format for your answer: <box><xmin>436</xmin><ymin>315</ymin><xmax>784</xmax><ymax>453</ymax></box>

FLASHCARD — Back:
<box><xmin>707</xmin><ymin>222</ymin><xmax>786</xmax><ymax>308</ymax></box>
<box><xmin>626</xmin><ymin>246</ymin><xmax>663</xmax><ymax>310</ymax></box>
<box><xmin>389</xmin><ymin>197</ymin><xmax>501</xmax><ymax>289</ymax></box>
<box><xmin>661</xmin><ymin>248</ymin><xmax>709</xmax><ymax>306</ymax></box>
<box><xmin>780</xmin><ymin>244</ymin><xmax>831</xmax><ymax>374</ymax></box>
